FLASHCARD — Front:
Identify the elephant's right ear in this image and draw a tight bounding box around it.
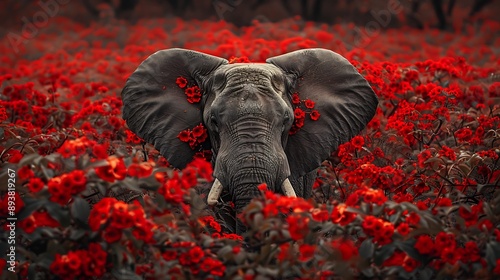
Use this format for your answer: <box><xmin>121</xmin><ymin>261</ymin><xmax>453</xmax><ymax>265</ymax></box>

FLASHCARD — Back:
<box><xmin>267</xmin><ymin>48</ymin><xmax>378</xmax><ymax>178</ymax></box>
<box><xmin>121</xmin><ymin>48</ymin><xmax>228</xmax><ymax>169</ymax></box>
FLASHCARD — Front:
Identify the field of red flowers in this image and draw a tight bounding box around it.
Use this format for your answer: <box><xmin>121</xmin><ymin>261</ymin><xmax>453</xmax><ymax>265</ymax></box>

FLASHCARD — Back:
<box><xmin>1</xmin><ymin>14</ymin><xmax>500</xmax><ymax>279</ymax></box>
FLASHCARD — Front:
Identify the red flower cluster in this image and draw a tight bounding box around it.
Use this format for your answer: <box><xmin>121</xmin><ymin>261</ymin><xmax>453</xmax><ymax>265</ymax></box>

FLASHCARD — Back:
<box><xmin>177</xmin><ymin>123</ymin><xmax>208</xmax><ymax>150</ymax></box>
<box><xmin>50</xmin><ymin>243</ymin><xmax>107</xmax><ymax>278</ymax></box>
<box><xmin>228</xmin><ymin>56</ymin><xmax>251</xmax><ymax>63</ymax></box>
<box><xmin>157</xmin><ymin>158</ymin><xmax>212</xmax><ymax>204</ymax></box>
<box><xmin>127</xmin><ymin>161</ymin><xmax>154</xmax><ymax>178</ymax></box>
<box><xmin>164</xmin><ymin>243</ymin><xmax>226</xmax><ymax>277</ymax></box>
<box><xmin>94</xmin><ymin>156</ymin><xmax>127</xmax><ymax>182</ymax></box>
<box><xmin>88</xmin><ymin>197</ymin><xmax>154</xmax><ymax>244</ymax></box>
<box><xmin>383</xmin><ymin>250</ymin><xmax>420</xmax><ymax>272</ymax></box>
<box><xmin>18</xmin><ymin>210</ymin><xmax>60</xmax><ymax>234</ymax></box>
<box><xmin>176</xmin><ymin>76</ymin><xmax>202</xmax><ymax>103</ymax></box>
<box><xmin>47</xmin><ymin>170</ymin><xmax>87</xmax><ymax>205</ymax></box>
<box><xmin>289</xmin><ymin>92</ymin><xmax>320</xmax><ymax>135</ymax></box>
<box><xmin>362</xmin><ymin>215</ymin><xmax>395</xmax><ymax>245</ymax></box>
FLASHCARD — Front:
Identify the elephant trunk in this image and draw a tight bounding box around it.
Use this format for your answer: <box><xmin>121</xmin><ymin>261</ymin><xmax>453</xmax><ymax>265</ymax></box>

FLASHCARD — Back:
<box><xmin>230</xmin><ymin>167</ymin><xmax>274</xmax><ymax>211</ymax></box>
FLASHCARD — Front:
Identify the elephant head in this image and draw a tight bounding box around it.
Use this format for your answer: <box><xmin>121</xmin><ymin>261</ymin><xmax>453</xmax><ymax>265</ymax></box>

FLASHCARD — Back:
<box><xmin>121</xmin><ymin>48</ymin><xmax>378</xmax><ymax>226</ymax></box>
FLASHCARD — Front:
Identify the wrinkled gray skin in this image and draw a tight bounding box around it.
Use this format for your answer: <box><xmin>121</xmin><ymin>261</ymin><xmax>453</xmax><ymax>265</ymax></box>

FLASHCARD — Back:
<box><xmin>121</xmin><ymin>48</ymin><xmax>378</xmax><ymax>233</ymax></box>
<box><xmin>205</xmin><ymin>64</ymin><xmax>294</xmax><ymax>211</ymax></box>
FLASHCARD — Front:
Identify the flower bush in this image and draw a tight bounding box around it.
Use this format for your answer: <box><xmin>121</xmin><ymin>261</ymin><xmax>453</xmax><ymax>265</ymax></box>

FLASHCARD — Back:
<box><xmin>1</xmin><ymin>15</ymin><xmax>500</xmax><ymax>279</ymax></box>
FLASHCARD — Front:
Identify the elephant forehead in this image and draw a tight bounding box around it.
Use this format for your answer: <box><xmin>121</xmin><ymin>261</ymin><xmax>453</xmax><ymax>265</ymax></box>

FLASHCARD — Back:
<box><xmin>219</xmin><ymin>64</ymin><xmax>281</xmax><ymax>84</ymax></box>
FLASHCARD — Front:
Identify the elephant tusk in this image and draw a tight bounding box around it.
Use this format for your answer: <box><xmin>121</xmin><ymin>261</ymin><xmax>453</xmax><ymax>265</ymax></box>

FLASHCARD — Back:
<box><xmin>281</xmin><ymin>178</ymin><xmax>297</xmax><ymax>197</ymax></box>
<box><xmin>207</xmin><ymin>178</ymin><xmax>223</xmax><ymax>206</ymax></box>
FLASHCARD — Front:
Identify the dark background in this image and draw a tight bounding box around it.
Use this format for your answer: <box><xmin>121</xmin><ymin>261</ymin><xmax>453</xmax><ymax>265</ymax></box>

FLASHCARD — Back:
<box><xmin>1</xmin><ymin>0</ymin><xmax>499</xmax><ymax>34</ymax></box>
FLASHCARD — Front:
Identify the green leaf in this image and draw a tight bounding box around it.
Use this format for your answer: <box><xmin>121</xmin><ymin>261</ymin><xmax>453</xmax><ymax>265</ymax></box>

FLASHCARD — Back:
<box><xmin>397</xmin><ymin>240</ymin><xmax>421</xmax><ymax>261</ymax></box>
<box><xmin>418</xmin><ymin>267</ymin><xmax>434</xmax><ymax>279</ymax></box>
<box><xmin>361</xmin><ymin>267</ymin><xmax>375</xmax><ymax>277</ymax></box>
<box><xmin>70</xmin><ymin>197</ymin><xmax>90</xmax><ymax>225</ymax></box>
<box><xmin>69</xmin><ymin>229</ymin><xmax>87</xmax><ymax>241</ymax></box>
<box><xmin>443</xmin><ymin>205</ymin><xmax>459</xmax><ymax>216</ymax></box>
<box><xmin>17</xmin><ymin>197</ymin><xmax>46</xmax><ymax>220</ymax></box>
<box><xmin>483</xmin><ymin>202</ymin><xmax>495</xmax><ymax>219</ymax></box>
<box><xmin>400</xmin><ymin>202</ymin><xmax>419</xmax><ymax>212</ymax></box>
<box><xmin>486</xmin><ymin>241</ymin><xmax>500</xmax><ymax>268</ymax></box>
<box><xmin>45</xmin><ymin>201</ymin><xmax>70</xmax><ymax>227</ymax></box>
<box><xmin>359</xmin><ymin>238</ymin><xmax>375</xmax><ymax>259</ymax></box>
<box><xmin>37</xmin><ymin>252</ymin><xmax>56</xmax><ymax>269</ymax></box>
<box><xmin>111</xmin><ymin>268</ymin><xmax>142</xmax><ymax>280</ymax></box>
<box><xmin>19</xmin><ymin>153</ymin><xmax>42</xmax><ymax>166</ymax></box>
<box><xmin>374</xmin><ymin>243</ymin><xmax>396</xmax><ymax>265</ymax></box>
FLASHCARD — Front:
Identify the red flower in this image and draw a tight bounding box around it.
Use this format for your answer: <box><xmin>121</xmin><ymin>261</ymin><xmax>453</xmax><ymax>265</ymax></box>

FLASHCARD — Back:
<box><xmin>332</xmin><ymin>238</ymin><xmax>358</xmax><ymax>260</ymax></box>
<box><xmin>103</xmin><ymin>227</ymin><xmax>122</xmax><ymax>243</ymax></box>
<box><xmin>228</xmin><ymin>56</ymin><xmax>250</xmax><ymax>63</ymax></box>
<box><xmin>162</xmin><ymin>250</ymin><xmax>177</xmax><ymax>261</ymax></box>
<box><xmin>92</xmin><ymin>142</ymin><xmax>109</xmax><ymax>159</ymax></box>
<box><xmin>294</xmin><ymin>108</ymin><xmax>306</xmax><ymax>119</ymax></box>
<box><xmin>414</xmin><ymin>235</ymin><xmax>434</xmax><ymax>254</ymax></box>
<box><xmin>277</xmin><ymin>243</ymin><xmax>291</xmax><ymax>261</ymax></box>
<box><xmin>406</xmin><ymin>212</ymin><xmax>420</xmax><ymax>226</ymax></box>
<box><xmin>125</xmin><ymin>129</ymin><xmax>143</xmax><ymax>144</ymax></box>
<box><xmin>95</xmin><ymin>156</ymin><xmax>127</xmax><ymax>182</ymax></box>
<box><xmin>19</xmin><ymin>215</ymin><xmax>36</xmax><ymax>233</ymax></box>
<box><xmin>190</xmin><ymin>158</ymin><xmax>213</xmax><ymax>181</ymax></box>
<box><xmin>88</xmin><ymin>197</ymin><xmax>115</xmax><ymax>231</ymax></box>
<box><xmin>188</xmin><ymin>246</ymin><xmax>205</xmax><ymax>263</ymax></box>
<box><xmin>28</xmin><ymin>177</ymin><xmax>45</xmax><ymax>192</ymax></box>
<box><xmin>304</xmin><ymin>99</ymin><xmax>315</xmax><ymax>109</ymax></box>
<box><xmin>331</xmin><ymin>204</ymin><xmax>356</xmax><ymax>225</ymax></box>
<box><xmin>185</xmin><ymin>86</ymin><xmax>202</xmax><ymax>103</ymax></box>
<box><xmin>200</xmin><ymin>257</ymin><xmax>225</xmax><ymax>276</ymax></box>
<box><xmin>7</xmin><ymin>149</ymin><xmax>23</xmax><ymax>163</ymax></box>
<box><xmin>178</xmin><ymin>129</ymin><xmax>191</xmax><ymax>142</ymax></box>
<box><xmin>311</xmin><ymin>208</ymin><xmax>329</xmax><ymax>222</ymax></box>
<box><xmin>18</xmin><ymin>166</ymin><xmax>34</xmax><ymax>180</ymax></box>
<box><xmin>176</xmin><ymin>76</ymin><xmax>188</xmax><ymax>88</ymax></box>
<box><xmin>402</xmin><ymin>255</ymin><xmax>420</xmax><ymax>272</ymax></box>
<box><xmin>462</xmin><ymin>241</ymin><xmax>481</xmax><ymax>263</ymax></box>
<box><xmin>298</xmin><ymin>244</ymin><xmax>316</xmax><ymax>262</ymax></box>
<box><xmin>286</xmin><ymin>214</ymin><xmax>310</xmax><ymax>240</ymax></box>
<box><xmin>291</xmin><ymin>93</ymin><xmax>300</xmax><ymax>105</ymax></box>
<box><xmin>454</xmin><ymin>127</ymin><xmax>473</xmax><ymax>143</ymax></box>
<box><xmin>309</xmin><ymin>110</ymin><xmax>320</xmax><ymax>121</ymax></box>
<box><xmin>351</xmin><ymin>135</ymin><xmax>365</xmax><ymax>150</ymax></box>
<box><xmin>441</xmin><ymin>247</ymin><xmax>462</xmax><ymax>264</ymax></box>
<box><xmin>396</xmin><ymin>222</ymin><xmax>410</xmax><ymax>236</ymax></box>
<box><xmin>438</xmin><ymin>145</ymin><xmax>456</xmax><ymax>161</ymax></box>
<box><xmin>362</xmin><ymin>215</ymin><xmax>383</xmax><ymax>236</ymax></box>
<box><xmin>127</xmin><ymin>162</ymin><xmax>153</xmax><ymax>178</ymax></box>
<box><xmin>417</xmin><ymin>149</ymin><xmax>432</xmax><ymax>168</ymax></box>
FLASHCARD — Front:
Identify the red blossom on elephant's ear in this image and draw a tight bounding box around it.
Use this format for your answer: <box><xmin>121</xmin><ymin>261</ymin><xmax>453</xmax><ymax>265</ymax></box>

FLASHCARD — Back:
<box><xmin>178</xmin><ymin>124</ymin><xmax>208</xmax><ymax>151</ymax></box>
<box><xmin>177</xmin><ymin>130</ymin><xmax>191</xmax><ymax>142</ymax></box>
<box><xmin>304</xmin><ymin>99</ymin><xmax>315</xmax><ymax>109</ymax></box>
<box><xmin>310</xmin><ymin>110</ymin><xmax>320</xmax><ymax>121</ymax></box>
<box><xmin>176</xmin><ymin>76</ymin><xmax>188</xmax><ymax>88</ymax></box>
<box><xmin>184</xmin><ymin>86</ymin><xmax>201</xmax><ymax>104</ymax></box>
<box><xmin>291</xmin><ymin>93</ymin><xmax>301</xmax><ymax>105</ymax></box>
<box><xmin>289</xmin><ymin>92</ymin><xmax>320</xmax><ymax>135</ymax></box>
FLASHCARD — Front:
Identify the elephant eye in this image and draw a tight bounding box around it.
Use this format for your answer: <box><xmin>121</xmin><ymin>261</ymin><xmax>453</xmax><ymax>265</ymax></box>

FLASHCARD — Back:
<box><xmin>271</xmin><ymin>75</ymin><xmax>285</xmax><ymax>92</ymax></box>
<box><xmin>210</xmin><ymin>115</ymin><xmax>219</xmax><ymax>131</ymax></box>
<box><xmin>213</xmin><ymin>72</ymin><xmax>227</xmax><ymax>91</ymax></box>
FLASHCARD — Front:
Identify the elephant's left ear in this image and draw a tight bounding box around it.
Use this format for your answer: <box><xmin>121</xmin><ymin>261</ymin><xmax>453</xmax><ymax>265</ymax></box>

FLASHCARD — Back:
<box><xmin>121</xmin><ymin>49</ymin><xmax>228</xmax><ymax>169</ymax></box>
<box><xmin>267</xmin><ymin>48</ymin><xmax>378</xmax><ymax>176</ymax></box>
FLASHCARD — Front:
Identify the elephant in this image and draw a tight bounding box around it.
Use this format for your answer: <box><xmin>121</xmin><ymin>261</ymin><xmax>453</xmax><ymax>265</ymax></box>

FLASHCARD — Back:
<box><xmin>121</xmin><ymin>48</ymin><xmax>378</xmax><ymax>232</ymax></box>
